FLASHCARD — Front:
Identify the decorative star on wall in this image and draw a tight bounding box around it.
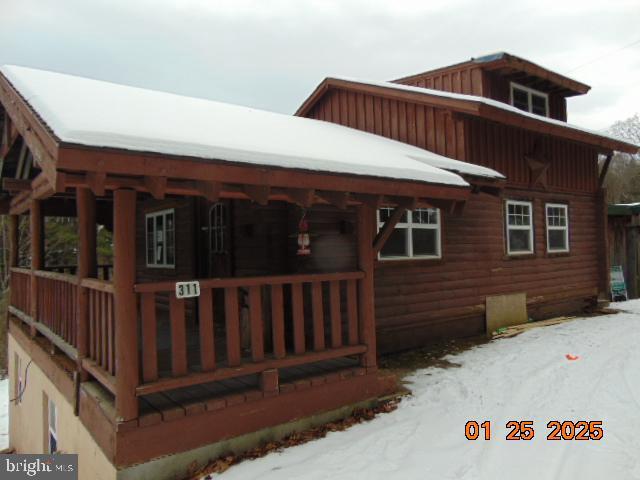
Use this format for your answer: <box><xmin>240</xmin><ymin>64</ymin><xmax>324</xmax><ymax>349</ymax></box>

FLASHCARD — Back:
<box><xmin>525</xmin><ymin>141</ymin><xmax>550</xmax><ymax>190</ymax></box>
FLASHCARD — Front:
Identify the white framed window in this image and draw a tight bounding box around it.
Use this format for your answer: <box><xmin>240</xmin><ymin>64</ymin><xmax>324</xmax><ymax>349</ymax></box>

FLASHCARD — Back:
<box><xmin>510</xmin><ymin>82</ymin><xmax>549</xmax><ymax>117</ymax></box>
<box><xmin>506</xmin><ymin>200</ymin><xmax>534</xmax><ymax>255</ymax></box>
<box><xmin>377</xmin><ymin>207</ymin><xmax>441</xmax><ymax>259</ymax></box>
<box><xmin>14</xmin><ymin>353</ymin><xmax>22</xmax><ymax>405</ymax></box>
<box><xmin>48</xmin><ymin>398</ymin><xmax>58</xmax><ymax>454</ymax></box>
<box><xmin>546</xmin><ymin>203</ymin><xmax>569</xmax><ymax>253</ymax></box>
<box><xmin>145</xmin><ymin>209</ymin><xmax>175</xmax><ymax>268</ymax></box>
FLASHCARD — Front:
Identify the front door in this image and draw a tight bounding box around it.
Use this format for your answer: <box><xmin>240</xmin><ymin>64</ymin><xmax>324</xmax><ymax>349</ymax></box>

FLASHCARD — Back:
<box><xmin>199</xmin><ymin>199</ymin><xmax>232</xmax><ymax>278</ymax></box>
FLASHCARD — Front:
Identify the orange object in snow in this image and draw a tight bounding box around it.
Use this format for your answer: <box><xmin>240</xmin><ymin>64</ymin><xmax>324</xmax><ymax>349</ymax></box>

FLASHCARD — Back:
<box><xmin>565</xmin><ymin>354</ymin><xmax>580</xmax><ymax>361</ymax></box>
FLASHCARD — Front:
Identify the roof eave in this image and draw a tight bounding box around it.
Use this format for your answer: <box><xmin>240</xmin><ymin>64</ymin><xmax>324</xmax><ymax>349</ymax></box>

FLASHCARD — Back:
<box><xmin>476</xmin><ymin>103</ymin><xmax>638</xmax><ymax>154</ymax></box>
<box><xmin>296</xmin><ymin>78</ymin><xmax>638</xmax><ymax>155</ymax></box>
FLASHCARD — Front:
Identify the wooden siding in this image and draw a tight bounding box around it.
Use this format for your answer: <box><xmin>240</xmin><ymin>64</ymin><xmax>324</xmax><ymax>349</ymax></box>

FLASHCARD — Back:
<box><xmin>233</xmin><ymin>200</ymin><xmax>357</xmax><ymax>276</ymax></box>
<box><xmin>374</xmin><ymin>189</ymin><xmax>601</xmax><ymax>352</ymax></box>
<box><xmin>309</xmin><ymin>89</ymin><xmax>598</xmax><ymax>193</ymax></box>
<box><xmin>232</xmin><ymin>200</ymin><xmax>289</xmax><ymax>277</ymax></box>
<box><xmin>304</xmin><ymin>86</ymin><xmax>605</xmax><ymax>353</ymax></box>
<box><xmin>286</xmin><ymin>205</ymin><xmax>357</xmax><ymax>274</ymax></box>
<box><xmin>484</xmin><ymin>71</ymin><xmax>568</xmax><ymax>121</ymax></box>
<box><xmin>396</xmin><ymin>66</ymin><xmax>568</xmax><ymax>121</ymax></box>
<box><xmin>135</xmin><ymin>197</ymin><xmax>197</xmax><ymax>283</ymax></box>
<box><xmin>465</xmin><ymin>117</ymin><xmax>599</xmax><ymax>192</ymax></box>
<box><xmin>308</xmin><ymin>89</ymin><xmax>467</xmax><ymax>161</ymax></box>
<box><xmin>395</xmin><ymin>65</ymin><xmax>486</xmax><ymax>97</ymax></box>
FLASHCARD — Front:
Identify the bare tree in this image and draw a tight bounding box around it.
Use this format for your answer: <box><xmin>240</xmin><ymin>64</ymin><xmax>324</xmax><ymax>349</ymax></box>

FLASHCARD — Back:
<box><xmin>602</xmin><ymin>114</ymin><xmax>640</xmax><ymax>204</ymax></box>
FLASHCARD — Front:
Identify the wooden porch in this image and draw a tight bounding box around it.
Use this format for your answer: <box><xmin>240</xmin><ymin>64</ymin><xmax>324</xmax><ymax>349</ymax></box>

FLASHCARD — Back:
<box><xmin>6</xmin><ymin>185</ymin><xmax>386</xmax><ymax>465</ymax></box>
<box><xmin>0</xmin><ymin>66</ymin><xmax>477</xmax><ymax>466</ymax></box>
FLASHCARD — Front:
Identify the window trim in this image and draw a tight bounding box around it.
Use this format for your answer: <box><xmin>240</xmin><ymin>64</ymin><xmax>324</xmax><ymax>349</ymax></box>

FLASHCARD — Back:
<box><xmin>377</xmin><ymin>207</ymin><xmax>442</xmax><ymax>261</ymax></box>
<box><xmin>48</xmin><ymin>398</ymin><xmax>58</xmax><ymax>454</ymax></box>
<box><xmin>505</xmin><ymin>200</ymin><xmax>535</xmax><ymax>256</ymax></box>
<box><xmin>14</xmin><ymin>353</ymin><xmax>22</xmax><ymax>406</ymax></box>
<box><xmin>545</xmin><ymin>203</ymin><xmax>570</xmax><ymax>253</ymax></box>
<box><xmin>145</xmin><ymin>208</ymin><xmax>176</xmax><ymax>269</ymax></box>
<box><xmin>510</xmin><ymin>82</ymin><xmax>549</xmax><ymax>117</ymax></box>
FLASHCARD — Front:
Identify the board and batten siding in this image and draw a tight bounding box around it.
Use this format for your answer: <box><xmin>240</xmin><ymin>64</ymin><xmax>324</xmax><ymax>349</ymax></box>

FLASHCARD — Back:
<box><xmin>395</xmin><ymin>67</ymin><xmax>568</xmax><ymax>121</ymax></box>
<box><xmin>307</xmin><ymin>89</ymin><xmax>467</xmax><ymax>162</ymax></box>
<box><xmin>394</xmin><ymin>65</ymin><xmax>486</xmax><ymax>96</ymax></box>
<box><xmin>306</xmin><ymin>86</ymin><xmax>604</xmax><ymax>353</ymax></box>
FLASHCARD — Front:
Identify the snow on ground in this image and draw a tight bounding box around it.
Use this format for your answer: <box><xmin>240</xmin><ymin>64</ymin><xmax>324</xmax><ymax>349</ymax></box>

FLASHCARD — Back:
<box><xmin>0</xmin><ymin>378</ymin><xmax>8</xmax><ymax>450</ymax></box>
<box><xmin>211</xmin><ymin>300</ymin><xmax>640</xmax><ymax>480</ymax></box>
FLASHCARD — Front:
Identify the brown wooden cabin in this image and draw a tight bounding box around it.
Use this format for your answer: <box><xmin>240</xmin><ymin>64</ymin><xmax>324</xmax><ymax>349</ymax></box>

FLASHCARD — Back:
<box><xmin>0</xmin><ymin>65</ymin><xmax>505</xmax><ymax>477</ymax></box>
<box><xmin>608</xmin><ymin>203</ymin><xmax>640</xmax><ymax>299</ymax></box>
<box><xmin>296</xmin><ymin>52</ymin><xmax>638</xmax><ymax>351</ymax></box>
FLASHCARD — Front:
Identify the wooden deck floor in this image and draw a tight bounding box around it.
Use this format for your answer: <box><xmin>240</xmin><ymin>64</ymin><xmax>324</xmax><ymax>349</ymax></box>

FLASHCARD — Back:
<box><xmin>137</xmin><ymin>357</ymin><xmax>361</xmax><ymax>426</ymax></box>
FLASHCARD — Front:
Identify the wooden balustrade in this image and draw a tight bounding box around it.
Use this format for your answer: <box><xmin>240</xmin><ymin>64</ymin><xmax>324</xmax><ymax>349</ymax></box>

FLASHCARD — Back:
<box><xmin>10</xmin><ymin>268</ymin><xmax>31</xmax><ymax>315</ymax></box>
<box><xmin>34</xmin><ymin>270</ymin><xmax>78</xmax><ymax>348</ymax></box>
<box><xmin>81</xmin><ymin>278</ymin><xmax>116</xmax><ymax>391</ymax></box>
<box><xmin>134</xmin><ymin>271</ymin><xmax>366</xmax><ymax>396</ymax></box>
<box><xmin>47</xmin><ymin>264</ymin><xmax>113</xmax><ymax>281</ymax></box>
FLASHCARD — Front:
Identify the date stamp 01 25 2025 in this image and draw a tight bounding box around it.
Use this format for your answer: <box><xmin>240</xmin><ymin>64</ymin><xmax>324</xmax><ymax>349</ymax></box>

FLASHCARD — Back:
<box><xmin>465</xmin><ymin>420</ymin><xmax>604</xmax><ymax>441</ymax></box>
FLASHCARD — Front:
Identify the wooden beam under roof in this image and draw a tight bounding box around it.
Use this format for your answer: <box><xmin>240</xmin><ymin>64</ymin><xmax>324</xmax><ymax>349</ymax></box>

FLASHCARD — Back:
<box><xmin>0</xmin><ymin>75</ymin><xmax>60</xmax><ymax>191</ymax></box>
<box><xmin>316</xmin><ymin>191</ymin><xmax>349</xmax><ymax>210</ymax></box>
<box><xmin>286</xmin><ymin>188</ymin><xmax>315</xmax><ymax>207</ymax></box>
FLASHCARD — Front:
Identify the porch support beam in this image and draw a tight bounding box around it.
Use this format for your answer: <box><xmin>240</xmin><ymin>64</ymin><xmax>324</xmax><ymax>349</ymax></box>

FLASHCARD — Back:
<box><xmin>244</xmin><ymin>185</ymin><xmax>270</xmax><ymax>206</ymax></box>
<box><xmin>286</xmin><ymin>188</ymin><xmax>315</xmax><ymax>208</ymax></box>
<box><xmin>356</xmin><ymin>194</ymin><xmax>382</xmax><ymax>210</ymax></box>
<box><xmin>356</xmin><ymin>203</ymin><xmax>376</xmax><ymax>369</ymax></box>
<box><xmin>197</xmin><ymin>180</ymin><xmax>222</xmax><ymax>202</ymax></box>
<box><xmin>8</xmin><ymin>214</ymin><xmax>18</xmax><ymax>268</ymax></box>
<box><xmin>316</xmin><ymin>191</ymin><xmax>349</xmax><ymax>210</ymax></box>
<box><xmin>87</xmin><ymin>171</ymin><xmax>106</xmax><ymax>197</ymax></box>
<box><xmin>372</xmin><ymin>198</ymin><xmax>417</xmax><ymax>256</ymax></box>
<box><xmin>599</xmin><ymin>153</ymin><xmax>613</xmax><ymax>188</ymax></box>
<box><xmin>144</xmin><ymin>176</ymin><xmax>167</xmax><ymax>200</ymax></box>
<box><xmin>58</xmin><ymin>147</ymin><xmax>472</xmax><ymax>201</ymax></box>
<box><xmin>113</xmin><ymin>189</ymin><xmax>139</xmax><ymax>421</ymax></box>
<box><xmin>76</xmin><ymin>187</ymin><xmax>97</xmax><ymax>380</ymax></box>
<box><xmin>373</xmin><ymin>207</ymin><xmax>405</xmax><ymax>256</ymax></box>
<box><xmin>29</xmin><ymin>199</ymin><xmax>43</xmax><ymax>337</ymax></box>
<box><xmin>423</xmin><ymin>198</ymin><xmax>456</xmax><ymax>214</ymax></box>
<box><xmin>0</xmin><ymin>116</ymin><xmax>19</xmax><ymax>161</ymax></box>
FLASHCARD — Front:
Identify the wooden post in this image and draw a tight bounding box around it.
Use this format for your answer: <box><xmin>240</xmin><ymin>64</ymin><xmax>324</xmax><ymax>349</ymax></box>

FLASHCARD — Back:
<box><xmin>8</xmin><ymin>215</ymin><xmax>19</xmax><ymax>268</ymax></box>
<box><xmin>626</xmin><ymin>226</ymin><xmax>638</xmax><ymax>299</ymax></box>
<box><xmin>113</xmin><ymin>189</ymin><xmax>139</xmax><ymax>421</ymax></box>
<box><xmin>30</xmin><ymin>199</ymin><xmax>43</xmax><ymax>336</ymax></box>
<box><xmin>76</xmin><ymin>187</ymin><xmax>97</xmax><ymax>379</ymax></box>
<box><xmin>356</xmin><ymin>203</ymin><xmax>377</xmax><ymax>369</ymax></box>
<box><xmin>598</xmin><ymin>188</ymin><xmax>610</xmax><ymax>298</ymax></box>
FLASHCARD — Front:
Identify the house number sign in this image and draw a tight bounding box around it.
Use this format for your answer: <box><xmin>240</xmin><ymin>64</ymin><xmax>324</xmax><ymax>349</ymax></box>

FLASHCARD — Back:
<box><xmin>175</xmin><ymin>281</ymin><xmax>201</xmax><ymax>299</ymax></box>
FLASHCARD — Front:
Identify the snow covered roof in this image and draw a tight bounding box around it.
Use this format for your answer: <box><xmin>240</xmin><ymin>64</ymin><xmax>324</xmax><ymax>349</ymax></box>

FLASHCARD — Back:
<box><xmin>394</xmin><ymin>52</ymin><xmax>590</xmax><ymax>96</ymax></box>
<box><xmin>0</xmin><ymin>65</ymin><xmax>504</xmax><ymax>190</ymax></box>
<box><xmin>297</xmin><ymin>76</ymin><xmax>639</xmax><ymax>154</ymax></box>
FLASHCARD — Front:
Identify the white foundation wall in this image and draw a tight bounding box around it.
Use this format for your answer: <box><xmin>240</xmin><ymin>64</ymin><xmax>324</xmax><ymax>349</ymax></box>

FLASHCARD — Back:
<box><xmin>8</xmin><ymin>333</ymin><xmax>117</xmax><ymax>480</ymax></box>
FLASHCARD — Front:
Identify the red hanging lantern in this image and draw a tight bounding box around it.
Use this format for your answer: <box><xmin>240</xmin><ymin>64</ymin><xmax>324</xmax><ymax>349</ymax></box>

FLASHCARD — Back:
<box><xmin>297</xmin><ymin>212</ymin><xmax>311</xmax><ymax>256</ymax></box>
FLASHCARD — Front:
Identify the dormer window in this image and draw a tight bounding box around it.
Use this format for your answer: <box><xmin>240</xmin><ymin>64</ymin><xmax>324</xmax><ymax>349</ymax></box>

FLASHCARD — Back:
<box><xmin>510</xmin><ymin>82</ymin><xmax>549</xmax><ymax>117</ymax></box>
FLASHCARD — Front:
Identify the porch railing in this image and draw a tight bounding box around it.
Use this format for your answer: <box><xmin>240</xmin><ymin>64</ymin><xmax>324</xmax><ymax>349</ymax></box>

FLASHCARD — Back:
<box><xmin>9</xmin><ymin>267</ymin><xmax>373</xmax><ymax>413</ymax></box>
<box><xmin>34</xmin><ymin>270</ymin><xmax>78</xmax><ymax>348</ymax></box>
<box><xmin>133</xmin><ymin>271</ymin><xmax>366</xmax><ymax>396</ymax></box>
<box><xmin>10</xmin><ymin>268</ymin><xmax>31</xmax><ymax>315</ymax></box>
<box><xmin>82</xmin><ymin>278</ymin><xmax>116</xmax><ymax>385</ymax></box>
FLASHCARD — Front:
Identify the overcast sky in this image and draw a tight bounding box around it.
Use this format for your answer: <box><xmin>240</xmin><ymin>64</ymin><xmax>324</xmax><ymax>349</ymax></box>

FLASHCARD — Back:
<box><xmin>0</xmin><ymin>0</ymin><xmax>638</xmax><ymax>130</ymax></box>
